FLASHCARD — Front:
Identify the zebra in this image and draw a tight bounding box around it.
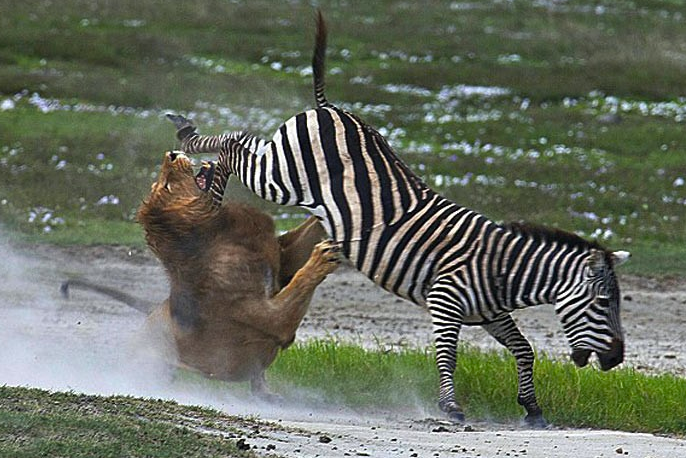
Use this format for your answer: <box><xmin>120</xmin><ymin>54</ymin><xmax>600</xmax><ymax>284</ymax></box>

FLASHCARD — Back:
<box><xmin>167</xmin><ymin>12</ymin><xmax>631</xmax><ymax>426</ymax></box>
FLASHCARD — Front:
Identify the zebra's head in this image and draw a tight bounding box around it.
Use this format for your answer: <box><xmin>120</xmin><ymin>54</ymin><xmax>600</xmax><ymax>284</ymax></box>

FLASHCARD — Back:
<box><xmin>555</xmin><ymin>248</ymin><xmax>631</xmax><ymax>371</ymax></box>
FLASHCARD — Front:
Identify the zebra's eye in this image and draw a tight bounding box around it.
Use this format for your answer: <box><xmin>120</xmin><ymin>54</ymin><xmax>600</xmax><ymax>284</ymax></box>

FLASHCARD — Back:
<box><xmin>597</xmin><ymin>296</ymin><xmax>610</xmax><ymax>307</ymax></box>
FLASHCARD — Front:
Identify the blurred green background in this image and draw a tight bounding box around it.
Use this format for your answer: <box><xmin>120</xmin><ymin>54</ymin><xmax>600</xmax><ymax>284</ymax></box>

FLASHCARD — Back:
<box><xmin>1</xmin><ymin>0</ymin><xmax>685</xmax><ymax>276</ymax></box>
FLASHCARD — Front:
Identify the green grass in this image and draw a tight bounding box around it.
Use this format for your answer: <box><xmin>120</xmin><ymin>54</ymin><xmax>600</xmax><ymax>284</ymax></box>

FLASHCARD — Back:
<box><xmin>0</xmin><ymin>386</ymin><xmax>259</xmax><ymax>458</ymax></box>
<box><xmin>1</xmin><ymin>0</ymin><xmax>686</xmax><ymax>278</ymax></box>
<box><xmin>617</xmin><ymin>240</ymin><xmax>686</xmax><ymax>278</ymax></box>
<box><xmin>268</xmin><ymin>340</ymin><xmax>686</xmax><ymax>434</ymax></box>
<box><xmin>3</xmin><ymin>340</ymin><xmax>685</xmax><ymax>447</ymax></box>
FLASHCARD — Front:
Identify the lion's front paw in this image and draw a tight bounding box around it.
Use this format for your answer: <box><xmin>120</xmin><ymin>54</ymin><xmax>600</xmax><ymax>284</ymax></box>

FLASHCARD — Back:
<box><xmin>310</xmin><ymin>240</ymin><xmax>343</xmax><ymax>276</ymax></box>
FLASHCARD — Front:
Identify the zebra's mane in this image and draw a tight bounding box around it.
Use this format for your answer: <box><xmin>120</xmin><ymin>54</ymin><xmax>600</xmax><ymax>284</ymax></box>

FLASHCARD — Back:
<box><xmin>502</xmin><ymin>221</ymin><xmax>606</xmax><ymax>253</ymax></box>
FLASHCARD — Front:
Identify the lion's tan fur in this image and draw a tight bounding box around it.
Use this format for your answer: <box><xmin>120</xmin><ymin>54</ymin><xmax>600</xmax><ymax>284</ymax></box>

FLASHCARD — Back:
<box><xmin>136</xmin><ymin>151</ymin><xmax>334</xmax><ymax>394</ymax></box>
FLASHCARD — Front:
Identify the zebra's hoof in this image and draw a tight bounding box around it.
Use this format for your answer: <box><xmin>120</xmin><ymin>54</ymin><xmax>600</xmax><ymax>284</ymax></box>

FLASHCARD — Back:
<box><xmin>524</xmin><ymin>413</ymin><xmax>548</xmax><ymax>429</ymax></box>
<box><xmin>166</xmin><ymin>114</ymin><xmax>198</xmax><ymax>141</ymax></box>
<box><xmin>447</xmin><ymin>409</ymin><xmax>465</xmax><ymax>423</ymax></box>
<box><xmin>439</xmin><ymin>400</ymin><xmax>465</xmax><ymax>423</ymax></box>
<box><xmin>166</xmin><ymin>113</ymin><xmax>192</xmax><ymax>130</ymax></box>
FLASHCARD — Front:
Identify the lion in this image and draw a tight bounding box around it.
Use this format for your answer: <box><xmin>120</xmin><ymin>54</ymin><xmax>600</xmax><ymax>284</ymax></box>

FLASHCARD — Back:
<box><xmin>62</xmin><ymin>151</ymin><xmax>339</xmax><ymax>397</ymax></box>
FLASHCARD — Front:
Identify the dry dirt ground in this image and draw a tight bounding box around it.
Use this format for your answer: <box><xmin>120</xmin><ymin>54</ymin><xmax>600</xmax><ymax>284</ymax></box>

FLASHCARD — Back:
<box><xmin>1</xmin><ymin>241</ymin><xmax>685</xmax><ymax>457</ymax></box>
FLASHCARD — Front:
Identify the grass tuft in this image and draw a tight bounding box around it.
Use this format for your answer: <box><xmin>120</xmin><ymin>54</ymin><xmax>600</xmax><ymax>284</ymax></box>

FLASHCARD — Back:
<box><xmin>0</xmin><ymin>386</ymin><xmax>258</xmax><ymax>458</ymax></box>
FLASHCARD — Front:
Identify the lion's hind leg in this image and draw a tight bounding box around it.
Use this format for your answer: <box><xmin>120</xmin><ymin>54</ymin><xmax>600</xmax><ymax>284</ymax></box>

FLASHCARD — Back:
<box><xmin>250</xmin><ymin>371</ymin><xmax>284</xmax><ymax>403</ymax></box>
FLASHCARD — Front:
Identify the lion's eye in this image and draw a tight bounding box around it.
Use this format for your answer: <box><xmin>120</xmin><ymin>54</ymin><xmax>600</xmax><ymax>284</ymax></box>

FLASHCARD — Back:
<box><xmin>164</xmin><ymin>182</ymin><xmax>172</xmax><ymax>192</ymax></box>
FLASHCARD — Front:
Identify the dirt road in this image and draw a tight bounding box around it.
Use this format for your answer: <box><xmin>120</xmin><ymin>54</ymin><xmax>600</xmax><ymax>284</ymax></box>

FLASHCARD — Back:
<box><xmin>1</xmin><ymin>241</ymin><xmax>685</xmax><ymax>457</ymax></box>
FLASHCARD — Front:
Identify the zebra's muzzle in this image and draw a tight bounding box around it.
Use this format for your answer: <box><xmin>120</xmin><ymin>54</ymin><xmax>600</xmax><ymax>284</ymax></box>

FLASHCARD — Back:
<box><xmin>570</xmin><ymin>338</ymin><xmax>624</xmax><ymax>370</ymax></box>
<box><xmin>597</xmin><ymin>338</ymin><xmax>624</xmax><ymax>371</ymax></box>
<box><xmin>570</xmin><ymin>349</ymin><xmax>591</xmax><ymax>368</ymax></box>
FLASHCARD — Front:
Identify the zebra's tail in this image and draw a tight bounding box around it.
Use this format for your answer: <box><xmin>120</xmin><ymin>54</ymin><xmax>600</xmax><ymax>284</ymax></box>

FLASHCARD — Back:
<box><xmin>312</xmin><ymin>9</ymin><xmax>332</xmax><ymax>108</ymax></box>
<box><xmin>60</xmin><ymin>278</ymin><xmax>155</xmax><ymax>315</ymax></box>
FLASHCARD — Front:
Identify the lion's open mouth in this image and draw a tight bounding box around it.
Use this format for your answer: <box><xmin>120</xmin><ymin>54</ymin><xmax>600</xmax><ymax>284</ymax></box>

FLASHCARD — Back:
<box><xmin>195</xmin><ymin>161</ymin><xmax>216</xmax><ymax>192</ymax></box>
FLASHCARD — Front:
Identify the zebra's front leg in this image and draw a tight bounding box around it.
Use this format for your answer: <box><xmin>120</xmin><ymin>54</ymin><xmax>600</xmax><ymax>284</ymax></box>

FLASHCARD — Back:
<box><xmin>426</xmin><ymin>283</ymin><xmax>467</xmax><ymax>422</ymax></box>
<box><xmin>482</xmin><ymin>315</ymin><xmax>547</xmax><ymax>428</ymax></box>
<box><xmin>166</xmin><ymin>113</ymin><xmax>197</xmax><ymax>143</ymax></box>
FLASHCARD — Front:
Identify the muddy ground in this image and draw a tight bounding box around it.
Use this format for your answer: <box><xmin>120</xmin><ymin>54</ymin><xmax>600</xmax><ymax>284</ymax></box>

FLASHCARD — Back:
<box><xmin>1</xmin><ymin>241</ymin><xmax>685</xmax><ymax>457</ymax></box>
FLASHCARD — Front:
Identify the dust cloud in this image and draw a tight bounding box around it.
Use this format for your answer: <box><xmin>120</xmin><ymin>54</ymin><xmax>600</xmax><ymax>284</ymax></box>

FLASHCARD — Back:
<box><xmin>0</xmin><ymin>236</ymin><xmax>174</xmax><ymax>396</ymax></box>
<box><xmin>0</xmin><ymin>236</ymin><xmax>397</xmax><ymax>425</ymax></box>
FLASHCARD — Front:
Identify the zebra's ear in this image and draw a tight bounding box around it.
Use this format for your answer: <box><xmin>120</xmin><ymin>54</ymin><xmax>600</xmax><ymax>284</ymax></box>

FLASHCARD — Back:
<box><xmin>587</xmin><ymin>248</ymin><xmax>606</xmax><ymax>274</ymax></box>
<box><xmin>611</xmin><ymin>250</ymin><xmax>631</xmax><ymax>267</ymax></box>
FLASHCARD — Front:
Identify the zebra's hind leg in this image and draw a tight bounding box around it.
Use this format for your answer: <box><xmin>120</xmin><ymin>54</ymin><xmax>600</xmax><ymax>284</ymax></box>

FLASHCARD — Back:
<box><xmin>426</xmin><ymin>282</ymin><xmax>466</xmax><ymax>422</ymax></box>
<box><xmin>482</xmin><ymin>315</ymin><xmax>547</xmax><ymax>428</ymax></box>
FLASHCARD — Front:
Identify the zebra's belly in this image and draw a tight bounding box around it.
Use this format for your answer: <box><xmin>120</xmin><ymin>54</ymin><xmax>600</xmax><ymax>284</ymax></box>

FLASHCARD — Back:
<box><xmin>370</xmin><ymin>270</ymin><xmax>428</xmax><ymax>307</ymax></box>
<box><xmin>348</xmin><ymin>250</ymin><xmax>511</xmax><ymax>326</ymax></box>
<box><xmin>347</xmin><ymin>249</ymin><xmax>433</xmax><ymax>307</ymax></box>
<box><xmin>462</xmin><ymin>312</ymin><xmax>509</xmax><ymax>326</ymax></box>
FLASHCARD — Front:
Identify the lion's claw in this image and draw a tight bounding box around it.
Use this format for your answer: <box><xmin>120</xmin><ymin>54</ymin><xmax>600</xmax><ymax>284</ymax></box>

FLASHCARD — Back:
<box><xmin>317</xmin><ymin>240</ymin><xmax>343</xmax><ymax>263</ymax></box>
<box><xmin>308</xmin><ymin>240</ymin><xmax>343</xmax><ymax>276</ymax></box>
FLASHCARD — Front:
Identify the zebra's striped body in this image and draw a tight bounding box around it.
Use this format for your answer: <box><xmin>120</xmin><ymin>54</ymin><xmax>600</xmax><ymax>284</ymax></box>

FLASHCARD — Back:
<box><xmin>168</xmin><ymin>12</ymin><xmax>630</xmax><ymax>425</ymax></box>
<box><xmin>172</xmin><ymin>108</ymin><xmax>629</xmax><ymax>424</ymax></box>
